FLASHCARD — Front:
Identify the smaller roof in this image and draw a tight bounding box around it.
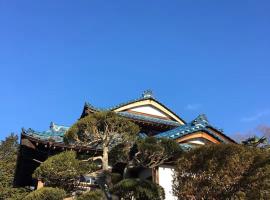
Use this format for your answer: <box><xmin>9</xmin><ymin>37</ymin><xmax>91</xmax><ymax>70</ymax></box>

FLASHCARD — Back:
<box><xmin>156</xmin><ymin>114</ymin><xmax>236</xmax><ymax>144</ymax></box>
<box><xmin>22</xmin><ymin>122</ymin><xmax>69</xmax><ymax>143</ymax></box>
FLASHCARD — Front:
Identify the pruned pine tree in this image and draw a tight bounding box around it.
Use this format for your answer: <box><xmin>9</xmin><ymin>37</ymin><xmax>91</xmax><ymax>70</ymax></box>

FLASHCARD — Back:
<box><xmin>64</xmin><ymin>111</ymin><xmax>140</xmax><ymax>171</ymax></box>
<box><xmin>133</xmin><ymin>137</ymin><xmax>183</xmax><ymax>168</ymax></box>
<box><xmin>111</xmin><ymin>178</ymin><xmax>165</xmax><ymax>200</ymax></box>
<box><xmin>33</xmin><ymin>151</ymin><xmax>96</xmax><ymax>193</ymax></box>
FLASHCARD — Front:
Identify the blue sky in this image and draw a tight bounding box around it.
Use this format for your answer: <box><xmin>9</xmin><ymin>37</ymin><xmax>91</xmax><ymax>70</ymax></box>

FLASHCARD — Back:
<box><xmin>0</xmin><ymin>0</ymin><xmax>270</xmax><ymax>141</ymax></box>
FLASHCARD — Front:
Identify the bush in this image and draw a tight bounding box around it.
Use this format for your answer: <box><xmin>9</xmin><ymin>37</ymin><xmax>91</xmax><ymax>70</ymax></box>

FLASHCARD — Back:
<box><xmin>0</xmin><ymin>187</ymin><xmax>30</xmax><ymax>200</ymax></box>
<box><xmin>23</xmin><ymin>187</ymin><xmax>66</xmax><ymax>200</ymax></box>
<box><xmin>33</xmin><ymin>151</ymin><xmax>95</xmax><ymax>192</ymax></box>
<box><xmin>173</xmin><ymin>144</ymin><xmax>270</xmax><ymax>200</ymax></box>
<box><xmin>134</xmin><ymin>137</ymin><xmax>183</xmax><ymax>168</ymax></box>
<box><xmin>77</xmin><ymin>190</ymin><xmax>106</xmax><ymax>200</ymax></box>
<box><xmin>111</xmin><ymin>178</ymin><xmax>165</xmax><ymax>200</ymax></box>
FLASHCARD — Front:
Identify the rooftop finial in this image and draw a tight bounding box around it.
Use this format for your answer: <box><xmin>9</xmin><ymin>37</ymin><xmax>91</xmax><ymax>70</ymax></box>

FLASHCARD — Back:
<box><xmin>192</xmin><ymin>114</ymin><xmax>209</xmax><ymax>125</ymax></box>
<box><xmin>50</xmin><ymin>122</ymin><xmax>55</xmax><ymax>130</ymax></box>
<box><xmin>142</xmin><ymin>90</ymin><xmax>154</xmax><ymax>99</ymax></box>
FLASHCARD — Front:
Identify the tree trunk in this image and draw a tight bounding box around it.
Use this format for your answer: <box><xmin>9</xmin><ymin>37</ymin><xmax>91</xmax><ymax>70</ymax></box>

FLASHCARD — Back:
<box><xmin>102</xmin><ymin>145</ymin><xmax>109</xmax><ymax>171</ymax></box>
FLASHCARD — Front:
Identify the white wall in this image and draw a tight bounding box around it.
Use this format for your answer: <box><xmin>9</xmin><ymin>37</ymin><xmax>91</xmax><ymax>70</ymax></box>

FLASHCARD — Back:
<box><xmin>158</xmin><ymin>165</ymin><xmax>177</xmax><ymax>200</ymax></box>
<box><xmin>130</xmin><ymin>105</ymin><xmax>168</xmax><ymax>118</ymax></box>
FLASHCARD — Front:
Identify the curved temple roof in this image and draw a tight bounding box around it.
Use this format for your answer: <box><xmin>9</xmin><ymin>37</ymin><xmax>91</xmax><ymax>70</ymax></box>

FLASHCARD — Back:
<box><xmin>22</xmin><ymin>91</ymin><xmax>236</xmax><ymax>146</ymax></box>
<box><xmin>83</xmin><ymin>90</ymin><xmax>186</xmax><ymax>124</ymax></box>
<box><xmin>23</xmin><ymin>114</ymin><xmax>235</xmax><ymax>145</ymax></box>
<box><xmin>22</xmin><ymin>122</ymin><xmax>69</xmax><ymax>143</ymax></box>
<box><xmin>156</xmin><ymin>114</ymin><xmax>235</xmax><ymax>144</ymax></box>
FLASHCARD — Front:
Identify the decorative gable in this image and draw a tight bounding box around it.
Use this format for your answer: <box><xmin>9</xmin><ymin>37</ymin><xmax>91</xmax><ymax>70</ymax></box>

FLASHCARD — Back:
<box><xmin>128</xmin><ymin>105</ymin><xmax>169</xmax><ymax>119</ymax></box>
<box><xmin>113</xmin><ymin>98</ymin><xmax>185</xmax><ymax>124</ymax></box>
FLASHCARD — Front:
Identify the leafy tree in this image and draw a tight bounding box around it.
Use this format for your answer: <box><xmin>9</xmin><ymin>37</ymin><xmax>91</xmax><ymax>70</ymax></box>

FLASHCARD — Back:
<box><xmin>0</xmin><ymin>134</ymin><xmax>29</xmax><ymax>200</ymax></box>
<box><xmin>0</xmin><ymin>134</ymin><xmax>19</xmax><ymax>188</ymax></box>
<box><xmin>33</xmin><ymin>151</ymin><xmax>96</xmax><ymax>192</ymax></box>
<box><xmin>109</xmin><ymin>137</ymin><xmax>183</xmax><ymax>170</ymax></box>
<box><xmin>235</xmin><ymin>149</ymin><xmax>270</xmax><ymax>199</ymax></box>
<box><xmin>109</xmin><ymin>142</ymin><xmax>132</xmax><ymax>166</ymax></box>
<box><xmin>0</xmin><ymin>187</ymin><xmax>29</xmax><ymax>200</ymax></box>
<box><xmin>257</xmin><ymin>125</ymin><xmax>270</xmax><ymax>139</ymax></box>
<box><xmin>76</xmin><ymin>189</ymin><xmax>106</xmax><ymax>200</ymax></box>
<box><xmin>23</xmin><ymin>187</ymin><xmax>66</xmax><ymax>200</ymax></box>
<box><xmin>236</xmin><ymin>125</ymin><xmax>270</xmax><ymax>149</ymax></box>
<box><xmin>64</xmin><ymin>111</ymin><xmax>140</xmax><ymax>171</ymax></box>
<box><xmin>111</xmin><ymin>178</ymin><xmax>165</xmax><ymax>200</ymax></box>
<box><xmin>242</xmin><ymin>136</ymin><xmax>268</xmax><ymax>148</ymax></box>
<box><xmin>173</xmin><ymin>144</ymin><xmax>270</xmax><ymax>200</ymax></box>
<box><xmin>133</xmin><ymin>137</ymin><xmax>183</xmax><ymax>168</ymax></box>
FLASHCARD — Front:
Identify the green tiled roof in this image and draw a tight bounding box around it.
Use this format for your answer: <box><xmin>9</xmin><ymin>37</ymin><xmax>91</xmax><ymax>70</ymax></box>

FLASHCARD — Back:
<box><xmin>118</xmin><ymin>112</ymin><xmax>181</xmax><ymax>127</ymax></box>
<box><xmin>84</xmin><ymin>91</ymin><xmax>186</xmax><ymax>124</ymax></box>
<box><xmin>155</xmin><ymin>114</ymin><xmax>233</xmax><ymax>143</ymax></box>
<box><xmin>23</xmin><ymin>122</ymin><xmax>69</xmax><ymax>143</ymax></box>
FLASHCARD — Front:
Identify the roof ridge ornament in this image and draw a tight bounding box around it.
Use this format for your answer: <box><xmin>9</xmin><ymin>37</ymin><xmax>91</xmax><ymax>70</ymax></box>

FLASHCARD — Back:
<box><xmin>142</xmin><ymin>89</ymin><xmax>154</xmax><ymax>99</ymax></box>
<box><xmin>192</xmin><ymin>114</ymin><xmax>209</xmax><ymax>126</ymax></box>
<box><xmin>50</xmin><ymin>122</ymin><xmax>55</xmax><ymax>130</ymax></box>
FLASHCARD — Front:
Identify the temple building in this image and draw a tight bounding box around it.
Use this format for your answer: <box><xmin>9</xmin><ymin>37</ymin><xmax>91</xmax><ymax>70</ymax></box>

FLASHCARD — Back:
<box><xmin>14</xmin><ymin>91</ymin><xmax>236</xmax><ymax>199</ymax></box>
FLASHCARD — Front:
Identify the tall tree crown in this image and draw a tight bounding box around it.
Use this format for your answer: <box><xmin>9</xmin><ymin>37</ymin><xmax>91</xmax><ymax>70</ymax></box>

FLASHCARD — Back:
<box><xmin>64</xmin><ymin>111</ymin><xmax>140</xmax><ymax>147</ymax></box>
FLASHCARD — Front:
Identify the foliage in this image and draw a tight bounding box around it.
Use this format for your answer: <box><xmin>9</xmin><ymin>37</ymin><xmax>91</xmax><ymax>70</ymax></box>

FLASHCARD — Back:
<box><xmin>64</xmin><ymin>111</ymin><xmax>139</xmax><ymax>170</ymax></box>
<box><xmin>109</xmin><ymin>142</ymin><xmax>131</xmax><ymax>166</ymax></box>
<box><xmin>76</xmin><ymin>189</ymin><xmax>106</xmax><ymax>200</ymax></box>
<box><xmin>242</xmin><ymin>136</ymin><xmax>268</xmax><ymax>148</ymax></box>
<box><xmin>111</xmin><ymin>178</ymin><xmax>165</xmax><ymax>200</ymax></box>
<box><xmin>64</xmin><ymin>111</ymin><xmax>139</xmax><ymax>146</ymax></box>
<box><xmin>0</xmin><ymin>134</ymin><xmax>19</xmax><ymax>188</ymax></box>
<box><xmin>133</xmin><ymin>137</ymin><xmax>183</xmax><ymax>168</ymax></box>
<box><xmin>0</xmin><ymin>187</ymin><xmax>30</xmax><ymax>200</ymax></box>
<box><xmin>257</xmin><ymin>125</ymin><xmax>270</xmax><ymax>139</ymax></box>
<box><xmin>0</xmin><ymin>134</ymin><xmax>30</xmax><ymax>200</ymax></box>
<box><xmin>33</xmin><ymin>151</ymin><xmax>96</xmax><ymax>192</ymax></box>
<box><xmin>236</xmin><ymin>150</ymin><xmax>270</xmax><ymax>199</ymax></box>
<box><xmin>237</xmin><ymin>125</ymin><xmax>270</xmax><ymax>149</ymax></box>
<box><xmin>173</xmin><ymin>144</ymin><xmax>270</xmax><ymax>200</ymax></box>
<box><xmin>23</xmin><ymin>187</ymin><xmax>66</xmax><ymax>200</ymax></box>
<box><xmin>110</xmin><ymin>172</ymin><xmax>122</xmax><ymax>184</ymax></box>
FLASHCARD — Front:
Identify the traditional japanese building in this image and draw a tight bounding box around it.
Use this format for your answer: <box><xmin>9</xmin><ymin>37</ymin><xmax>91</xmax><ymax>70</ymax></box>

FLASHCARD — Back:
<box><xmin>14</xmin><ymin>91</ymin><xmax>236</xmax><ymax>198</ymax></box>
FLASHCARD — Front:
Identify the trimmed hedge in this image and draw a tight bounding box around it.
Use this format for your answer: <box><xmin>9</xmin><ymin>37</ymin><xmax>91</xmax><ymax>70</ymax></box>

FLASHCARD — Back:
<box><xmin>77</xmin><ymin>190</ymin><xmax>106</xmax><ymax>200</ymax></box>
<box><xmin>111</xmin><ymin>178</ymin><xmax>165</xmax><ymax>200</ymax></box>
<box><xmin>23</xmin><ymin>187</ymin><xmax>66</xmax><ymax>200</ymax></box>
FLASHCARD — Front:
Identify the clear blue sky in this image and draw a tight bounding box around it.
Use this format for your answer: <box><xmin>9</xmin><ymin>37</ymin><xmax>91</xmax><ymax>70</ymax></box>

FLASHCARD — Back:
<box><xmin>0</xmin><ymin>0</ymin><xmax>270</xmax><ymax>141</ymax></box>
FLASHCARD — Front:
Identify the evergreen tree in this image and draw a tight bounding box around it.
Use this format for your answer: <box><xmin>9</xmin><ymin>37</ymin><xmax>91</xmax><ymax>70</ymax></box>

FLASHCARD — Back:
<box><xmin>33</xmin><ymin>151</ymin><xmax>97</xmax><ymax>193</ymax></box>
<box><xmin>23</xmin><ymin>187</ymin><xmax>66</xmax><ymax>200</ymax></box>
<box><xmin>111</xmin><ymin>178</ymin><xmax>165</xmax><ymax>200</ymax></box>
<box><xmin>64</xmin><ymin>111</ymin><xmax>139</xmax><ymax>171</ymax></box>
<box><xmin>0</xmin><ymin>134</ymin><xmax>29</xmax><ymax>200</ymax></box>
<box><xmin>173</xmin><ymin>144</ymin><xmax>270</xmax><ymax>200</ymax></box>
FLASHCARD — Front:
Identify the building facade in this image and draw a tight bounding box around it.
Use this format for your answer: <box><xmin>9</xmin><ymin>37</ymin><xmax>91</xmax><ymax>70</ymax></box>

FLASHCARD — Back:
<box><xmin>14</xmin><ymin>91</ymin><xmax>236</xmax><ymax>199</ymax></box>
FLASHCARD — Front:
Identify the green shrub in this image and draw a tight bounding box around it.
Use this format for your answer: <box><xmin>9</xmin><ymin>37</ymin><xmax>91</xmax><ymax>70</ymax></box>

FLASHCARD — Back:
<box><xmin>23</xmin><ymin>187</ymin><xmax>66</xmax><ymax>200</ymax></box>
<box><xmin>110</xmin><ymin>173</ymin><xmax>122</xmax><ymax>184</ymax></box>
<box><xmin>77</xmin><ymin>190</ymin><xmax>106</xmax><ymax>200</ymax></box>
<box><xmin>173</xmin><ymin>144</ymin><xmax>270</xmax><ymax>200</ymax></box>
<box><xmin>33</xmin><ymin>151</ymin><xmax>95</xmax><ymax>192</ymax></box>
<box><xmin>111</xmin><ymin>178</ymin><xmax>165</xmax><ymax>200</ymax></box>
<box><xmin>0</xmin><ymin>187</ymin><xmax>30</xmax><ymax>200</ymax></box>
